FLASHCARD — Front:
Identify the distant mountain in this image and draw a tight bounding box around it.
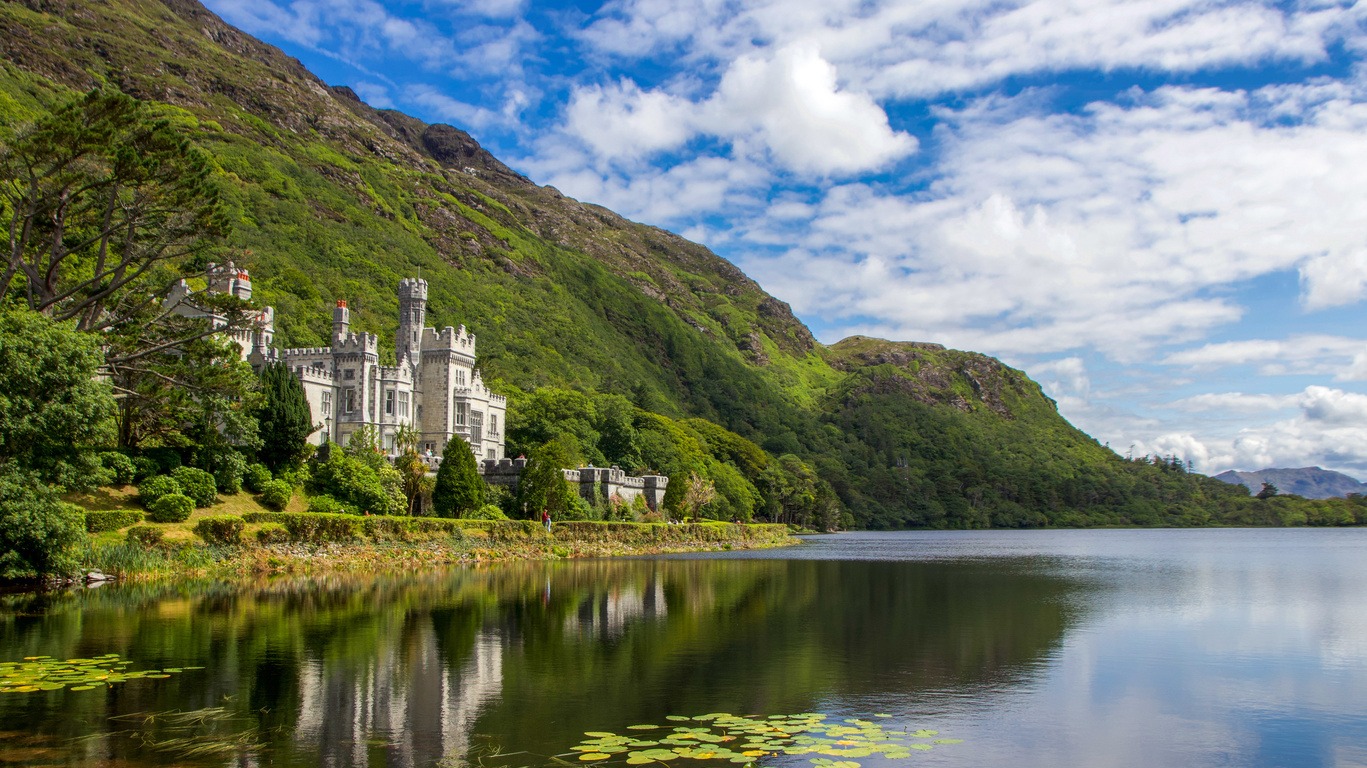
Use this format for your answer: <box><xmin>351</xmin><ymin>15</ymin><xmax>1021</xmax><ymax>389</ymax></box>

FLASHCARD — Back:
<box><xmin>1214</xmin><ymin>467</ymin><xmax>1367</xmax><ymax>499</ymax></box>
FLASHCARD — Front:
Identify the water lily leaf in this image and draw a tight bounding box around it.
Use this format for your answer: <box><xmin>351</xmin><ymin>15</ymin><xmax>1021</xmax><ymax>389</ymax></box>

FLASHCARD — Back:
<box><xmin>626</xmin><ymin>757</ymin><xmax>656</xmax><ymax>765</ymax></box>
<box><xmin>579</xmin><ymin>754</ymin><xmax>611</xmax><ymax>761</ymax></box>
<box><xmin>586</xmin><ymin>732</ymin><xmax>617</xmax><ymax>738</ymax></box>
<box><xmin>628</xmin><ymin>725</ymin><xmax>660</xmax><ymax>730</ymax></box>
<box><xmin>933</xmin><ymin>739</ymin><xmax>963</xmax><ymax>745</ymax></box>
<box><xmin>666</xmin><ymin>716</ymin><xmax>690</xmax><ymax>721</ymax></box>
<box><xmin>874</xmin><ymin>714</ymin><xmax>892</xmax><ymax>718</ymax></box>
<box><xmin>910</xmin><ymin>730</ymin><xmax>938</xmax><ymax>738</ymax></box>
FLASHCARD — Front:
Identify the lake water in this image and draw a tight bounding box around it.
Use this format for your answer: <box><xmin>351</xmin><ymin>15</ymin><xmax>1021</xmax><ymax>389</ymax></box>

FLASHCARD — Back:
<box><xmin>2</xmin><ymin>529</ymin><xmax>1365</xmax><ymax>767</ymax></box>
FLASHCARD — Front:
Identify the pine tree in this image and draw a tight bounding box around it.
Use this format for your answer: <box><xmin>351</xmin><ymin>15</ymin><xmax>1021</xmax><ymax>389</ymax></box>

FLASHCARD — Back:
<box><xmin>432</xmin><ymin>435</ymin><xmax>482</xmax><ymax>518</ymax></box>
<box><xmin>255</xmin><ymin>361</ymin><xmax>314</xmax><ymax>472</ymax></box>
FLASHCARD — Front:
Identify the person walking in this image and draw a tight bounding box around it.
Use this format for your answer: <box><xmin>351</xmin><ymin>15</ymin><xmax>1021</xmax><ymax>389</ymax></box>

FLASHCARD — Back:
<box><xmin>541</xmin><ymin>509</ymin><xmax>552</xmax><ymax>532</ymax></box>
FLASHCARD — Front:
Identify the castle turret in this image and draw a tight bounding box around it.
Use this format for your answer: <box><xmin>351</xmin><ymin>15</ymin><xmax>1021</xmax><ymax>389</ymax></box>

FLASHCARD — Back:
<box><xmin>397</xmin><ymin>277</ymin><xmax>428</xmax><ymax>364</ymax></box>
<box><xmin>333</xmin><ymin>300</ymin><xmax>350</xmax><ymax>341</ymax></box>
<box><xmin>207</xmin><ymin>261</ymin><xmax>253</xmax><ymax>301</ymax></box>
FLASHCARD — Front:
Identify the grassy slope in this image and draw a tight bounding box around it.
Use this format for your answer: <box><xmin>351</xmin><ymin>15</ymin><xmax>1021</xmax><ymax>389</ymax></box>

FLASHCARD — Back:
<box><xmin>2</xmin><ymin>0</ymin><xmax>1328</xmax><ymax>529</ymax></box>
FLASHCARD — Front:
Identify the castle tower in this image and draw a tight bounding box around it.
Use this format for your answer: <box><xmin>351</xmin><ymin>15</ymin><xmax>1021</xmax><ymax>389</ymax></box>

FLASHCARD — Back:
<box><xmin>207</xmin><ymin>261</ymin><xmax>253</xmax><ymax>301</ymax></box>
<box><xmin>397</xmin><ymin>278</ymin><xmax>428</xmax><ymax>364</ymax></box>
<box><xmin>333</xmin><ymin>300</ymin><xmax>350</xmax><ymax>341</ymax></box>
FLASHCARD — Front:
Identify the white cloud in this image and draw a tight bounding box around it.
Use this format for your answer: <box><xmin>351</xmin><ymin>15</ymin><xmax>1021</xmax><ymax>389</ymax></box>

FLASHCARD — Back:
<box><xmin>1031</xmin><ymin>357</ymin><xmax>1090</xmax><ymax>398</ymax></box>
<box><xmin>559</xmin><ymin>46</ymin><xmax>915</xmax><ymax>175</ymax></box>
<box><xmin>1170</xmin><ymin>392</ymin><xmax>1298</xmax><ymax>413</ymax></box>
<box><xmin>405</xmin><ymin>85</ymin><xmax>504</xmax><ymax>130</ymax></box>
<box><xmin>1164</xmin><ymin>335</ymin><xmax>1367</xmax><ymax>379</ymax></box>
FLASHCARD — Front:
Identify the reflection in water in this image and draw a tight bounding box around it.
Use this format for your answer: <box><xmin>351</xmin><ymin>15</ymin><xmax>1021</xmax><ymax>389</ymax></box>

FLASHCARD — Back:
<box><xmin>11</xmin><ymin>530</ymin><xmax>1358</xmax><ymax>768</ymax></box>
<box><xmin>0</xmin><ymin>555</ymin><xmax>1076</xmax><ymax>767</ymax></box>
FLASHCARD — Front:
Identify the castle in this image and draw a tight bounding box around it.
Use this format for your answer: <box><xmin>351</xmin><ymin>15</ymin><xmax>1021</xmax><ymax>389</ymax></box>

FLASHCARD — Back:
<box><xmin>169</xmin><ymin>262</ymin><xmax>505</xmax><ymax>462</ymax></box>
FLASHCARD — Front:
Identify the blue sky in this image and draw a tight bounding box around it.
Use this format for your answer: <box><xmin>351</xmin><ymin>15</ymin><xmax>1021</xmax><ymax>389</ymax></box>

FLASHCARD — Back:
<box><xmin>203</xmin><ymin>0</ymin><xmax>1367</xmax><ymax>478</ymax></box>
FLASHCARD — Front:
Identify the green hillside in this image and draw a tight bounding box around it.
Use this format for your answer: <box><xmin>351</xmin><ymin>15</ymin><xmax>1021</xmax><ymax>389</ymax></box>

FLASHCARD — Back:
<box><xmin>2</xmin><ymin>0</ymin><xmax>1359</xmax><ymax>529</ymax></box>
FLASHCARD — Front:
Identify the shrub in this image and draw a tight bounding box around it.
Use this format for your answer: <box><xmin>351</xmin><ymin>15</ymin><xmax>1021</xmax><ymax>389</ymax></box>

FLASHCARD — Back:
<box><xmin>85</xmin><ymin>509</ymin><xmax>144</xmax><ymax>533</ymax></box>
<box><xmin>433</xmin><ymin>435</ymin><xmax>483</xmax><ymax>517</ymax></box>
<box><xmin>0</xmin><ymin>465</ymin><xmax>85</xmax><ymax>578</ymax></box>
<box><xmin>308</xmin><ymin>494</ymin><xmax>357</xmax><ymax>515</ymax></box>
<box><xmin>130</xmin><ymin>456</ymin><xmax>159</xmax><ymax>483</ymax></box>
<box><xmin>143</xmin><ymin>447</ymin><xmax>182</xmax><ymax>474</ymax></box>
<box><xmin>137</xmin><ymin>475</ymin><xmax>182</xmax><ymax>509</ymax></box>
<box><xmin>306</xmin><ymin>447</ymin><xmax>402</xmax><ymax>515</ymax></box>
<box><xmin>210</xmin><ymin>451</ymin><xmax>247</xmax><ymax>495</ymax></box>
<box><xmin>465</xmin><ymin>504</ymin><xmax>509</xmax><ymax>521</ymax></box>
<box><xmin>194</xmin><ymin>515</ymin><xmax>245</xmax><ymax>545</ymax></box>
<box><xmin>98</xmin><ymin>452</ymin><xmax>137</xmax><ymax>485</ymax></box>
<box><xmin>147</xmin><ymin>493</ymin><xmax>194</xmax><ymax>523</ymax></box>
<box><xmin>255</xmin><ymin>523</ymin><xmax>289</xmax><ymax>544</ymax></box>
<box><xmin>242</xmin><ymin>463</ymin><xmax>272</xmax><ymax>493</ymax></box>
<box><xmin>170</xmin><ymin>466</ymin><xmax>216</xmax><ymax>507</ymax></box>
<box><xmin>126</xmin><ymin>525</ymin><xmax>165</xmax><ymax>547</ymax></box>
<box><xmin>259</xmin><ymin>479</ymin><xmax>292</xmax><ymax>511</ymax></box>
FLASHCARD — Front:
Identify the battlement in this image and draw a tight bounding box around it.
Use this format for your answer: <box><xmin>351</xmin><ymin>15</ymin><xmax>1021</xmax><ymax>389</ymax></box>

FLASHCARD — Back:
<box><xmin>281</xmin><ymin>346</ymin><xmax>334</xmax><ymax>358</ymax></box>
<box><xmin>207</xmin><ymin>260</ymin><xmax>252</xmax><ymax>301</ymax></box>
<box><xmin>375</xmin><ymin>364</ymin><xmax>412</xmax><ymax>383</ymax></box>
<box><xmin>398</xmin><ymin>277</ymin><xmax>429</xmax><ymax>302</ymax></box>
<box><xmin>293</xmin><ymin>361</ymin><xmax>335</xmax><ymax>382</ymax></box>
<box><xmin>332</xmin><ymin>332</ymin><xmax>379</xmax><ymax>355</ymax></box>
<box><xmin>422</xmin><ymin>324</ymin><xmax>477</xmax><ymax>352</ymax></box>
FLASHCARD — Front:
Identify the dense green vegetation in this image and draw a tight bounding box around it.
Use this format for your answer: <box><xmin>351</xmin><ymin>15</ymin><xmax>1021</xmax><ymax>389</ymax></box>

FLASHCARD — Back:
<box><xmin>0</xmin><ymin>0</ymin><xmax>1362</xmax><ymax>582</ymax></box>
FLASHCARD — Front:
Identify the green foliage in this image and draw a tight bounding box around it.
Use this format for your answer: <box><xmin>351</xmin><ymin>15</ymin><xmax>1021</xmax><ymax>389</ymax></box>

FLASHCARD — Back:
<box><xmin>242</xmin><ymin>463</ymin><xmax>272</xmax><ymax>493</ymax></box>
<box><xmin>98</xmin><ymin>452</ymin><xmax>137</xmax><ymax>486</ymax></box>
<box><xmin>147</xmin><ymin>493</ymin><xmax>194</xmax><ymax>523</ymax></box>
<box><xmin>255</xmin><ymin>361</ymin><xmax>314</xmax><ymax>472</ymax></box>
<box><xmin>516</xmin><ymin>434</ymin><xmax>581</xmax><ymax>519</ymax></box>
<box><xmin>125</xmin><ymin>525</ymin><xmax>164</xmax><ymax>548</ymax></box>
<box><xmin>255</xmin><ymin>523</ymin><xmax>289</xmax><ymax>545</ymax></box>
<box><xmin>137</xmin><ymin>475</ymin><xmax>182</xmax><ymax>509</ymax></box>
<box><xmin>466</xmin><ymin>504</ymin><xmax>508</xmax><ymax>521</ymax></box>
<box><xmin>170</xmin><ymin>466</ymin><xmax>216</xmax><ymax>507</ymax></box>
<box><xmin>0</xmin><ymin>311</ymin><xmax>113</xmax><ymax>489</ymax></box>
<box><xmin>85</xmin><ymin>509</ymin><xmax>144</xmax><ymax>533</ymax></box>
<box><xmin>258</xmin><ymin>479</ymin><xmax>292</xmax><ymax>511</ymax></box>
<box><xmin>193</xmin><ymin>515</ymin><xmax>245</xmax><ymax>545</ymax></box>
<box><xmin>307</xmin><ymin>494</ymin><xmax>357</xmax><ymax>515</ymax></box>
<box><xmin>433</xmin><ymin>435</ymin><xmax>483</xmax><ymax>518</ymax></box>
<box><xmin>0</xmin><ymin>464</ymin><xmax>85</xmax><ymax>578</ymax></box>
<box><xmin>306</xmin><ymin>444</ymin><xmax>403</xmax><ymax>515</ymax></box>
<box><xmin>130</xmin><ymin>456</ymin><xmax>159</xmax><ymax>483</ymax></box>
<box><xmin>205</xmin><ymin>449</ymin><xmax>246</xmax><ymax>495</ymax></box>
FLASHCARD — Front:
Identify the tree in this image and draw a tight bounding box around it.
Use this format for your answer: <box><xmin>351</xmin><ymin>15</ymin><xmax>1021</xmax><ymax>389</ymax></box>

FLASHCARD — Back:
<box><xmin>0</xmin><ymin>309</ymin><xmax>113</xmax><ymax>488</ymax></box>
<box><xmin>255</xmin><ymin>361</ymin><xmax>314</xmax><ymax>472</ymax></box>
<box><xmin>393</xmin><ymin>423</ymin><xmax>433</xmax><ymax>515</ymax></box>
<box><xmin>0</xmin><ymin>463</ymin><xmax>85</xmax><ymax>579</ymax></box>
<box><xmin>432</xmin><ymin>435</ymin><xmax>482</xmax><ymax>518</ymax></box>
<box><xmin>680</xmin><ymin>471</ymin><xmax>716</xmax><ymax>522</ymax></box>
<box><xmin>516</xmin><ymin>434</ymin><xmax>580</xmax><ymax>519</ymax></box>
<box><xmin>1256</xmin><ymin>482</ymin><xmax>1280</xmax><ymax>500</ymax></box>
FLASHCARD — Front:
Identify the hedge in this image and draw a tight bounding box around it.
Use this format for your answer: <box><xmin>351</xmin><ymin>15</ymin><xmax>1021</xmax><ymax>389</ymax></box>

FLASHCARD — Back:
<box><xmin>242</xmin><ymin>464</ymin><xmax>272</xmax><ymax>493</ymax></box>
<box><xmin>170</xmin><ymin>466</ymin><xmax>217</xmax><ymax>507</ymax></box>
<box><xmin>256</xmin><ymin>523</ymin><xmax>289</xmax><ymax>544</ymax></box>
<box><xmin>241</xmin><ymin>512</ymin><xmax>467</xmax><ymax>543</ymax></box>
<box><xmin>86</xmin><ymin>509</ymin><xmax>144</xmax><ymax>533</ymax></box>
<box><xmin>194</xmin><ymin>515</ymin><xmax>245</xmax><ymax>545</ymax></box>
<box><xmin>147</xmin><ymin>493</ymin><xmax>194</xmax><ymax>523</ymax></box>
<box><xmin>126</xmin><ymin>525</ymin><xmax>165</xmax><ymax>547</ymax></box>
<box><xmin>137</xmin><ymin>475</ymin><xmax>182</xmax><ymax>509</ymax></box>
<box><xmin>259</xmin><ymin>479</ymin><xmax>292</xmax><ymax>511</ymax></box>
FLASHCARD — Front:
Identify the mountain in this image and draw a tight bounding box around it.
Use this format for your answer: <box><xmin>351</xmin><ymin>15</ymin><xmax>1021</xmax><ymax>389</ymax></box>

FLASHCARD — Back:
<box><xmin>0</xmin><ymin>0</ymin><xmax>1294</xmax><ymax>528</ymax></box>
<box><xmin>1214</xmin><ymin>468</ymin><xmax>1367</xmax><ymax>499</ymax></box>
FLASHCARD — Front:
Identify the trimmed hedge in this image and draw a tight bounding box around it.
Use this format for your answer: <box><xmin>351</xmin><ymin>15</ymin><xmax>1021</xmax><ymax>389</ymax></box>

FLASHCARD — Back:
<box><xmin>256</xmin><ymin>523</ymin><xmax>289</xmax><ymax>544</ymax></box>
<box><xmin>170</xmin><ymin>466</ymin><xmax>217</xmax><ymax>507</ymax></box>
<box><xmin>137</xmin><ymin>475</ymin><xmax>181</xmax><ymax>509</ymax></box>
<box><xmin>147</xmin><ymin>493</ymin><xmax>194</xmax><ymax>523</ymax></box>
<box><xmin>240</xmin><ymin>511</ymin><xmax>468</xmax><ymax>543</ymax></box>
<box><xmin>194</xmin><ymin>515</ymin><xmax>245</xmax><ymax>545</ymax></box>
<box><xmin>126</xmin><ymin>525</ymin><xmax>165</xmax><ymax>547</ymax></box>
<box><xmin>86</xmin><ymin>509</ymin><xmax>144</xmax><ymax>533</ymax></box>
<box><xmin>464</xmin><ymin>504</ymin><xmax>509</xmax><ymax>521</ymax></box>
<box><xmin>259</xmin><ymin>479</ymin><xmax>292</xmax><ymax>511</ymax></box>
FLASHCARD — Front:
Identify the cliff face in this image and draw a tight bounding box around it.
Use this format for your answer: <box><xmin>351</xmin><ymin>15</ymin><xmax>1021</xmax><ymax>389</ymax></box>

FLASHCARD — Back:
<box><xmin>0</xmin><ymin>0</ymin><xmax>1242</xmax><ymax>528</ymax></box>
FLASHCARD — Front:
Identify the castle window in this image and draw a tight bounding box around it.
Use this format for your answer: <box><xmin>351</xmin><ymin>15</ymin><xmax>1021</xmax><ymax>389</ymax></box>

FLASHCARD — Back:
<box><xmin>454</xmin><ymin>400</ymin><xmax>467</xmax><ymax>426</ymax></box>
<box><xmin>398</xmin><ymin>391</ymin><xmax>410</xmax><ymax>418</ymax></box>
<box><xmin>343</xmin><ymin>388</ymin><xmax>356</xmax><ymax>413</ymax></box>
<box><xmin>471</xmin><ymin>411</ymin><xmax>483</xmax><ymax>445</ymax></box>
<box><xmin>487</xmin><ymin>449</ymin><xmax>496</xmax><ymax>460</ymax></box>
<box><xmin>321</xmin><ymin>391</ymin><xmax>332</xmax><ymax>417</ymax></box>
<box><xmin>343</xmin><ymin>368</ymin><xmax>355</xmax><ymax>380</ymax></box>
<box><xmin>455</xmin><ymin>369</ymin><xmax>466</xmax><ymax>387</ymax></box>
<box><xmin>489</xmin><ymin>414</ymin><xmax>498</xmax><ymax>436</ymax></box>
<box><xmin>385</xmin><ymin>389</ymin><xmax>395</xmax><ymax>416</ymax></box>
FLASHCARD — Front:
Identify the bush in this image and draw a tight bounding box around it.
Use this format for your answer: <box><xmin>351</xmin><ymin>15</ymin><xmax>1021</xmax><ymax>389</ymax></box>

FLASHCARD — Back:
<box><xmin>126</xmin><ymin>525</ymin><xmax>165</xmax><ymax>547</ymax></box>
<box><xmin>131</xmin><ymin>456</ymin><xmax>159</xmax><ymax>483</ymax></box>
<box><xmin>0</xmin><ymin>465</ymin><xmax>85</xmax><ymax>578</ymax></box>
<box><xmin>210</xmin><ymin>451</ymin><xmax>247</xmax><ymax>495</ymax></box>
<box><xmin>465</xmin><ymin>504</ymin><xmax>509</xmax><ymax>521</ymax></box>
<box><xmin>143</xmin><ymin>447</ymin><xmax>183</xmax><ymax>474</ymax></box>
<box><xmin>137</xmin><ymin>475</ymin><xmax>182</xmax><ymax>509</ymax></box>
<box><xmin>85</xmin><ymin>509</ymin><xmax>144</xmax><ymax>533</ymax></box>
<box><xmin>241</xmin><ymin>511</ymin><xmax>359</xmax><ymax>543</ymax></box>
<box><xmin>147</xmin><ymin>493</ymin><xmax>194</xmax><ymax>523</ymax></box>
<box><xmin>242</xmin><ymin>463</ymin><xmax>272</xmax><ymax>493</ymax></box>
<box><xmin>98</xmin><ymin>452</ymin><xmax>137</xmax><ymax>485</ymax></box>
<box><xmin>170</xmin><ymin>466</ymin><xmax>216</xmax><ymax>507</ymax></box>
<box><xmin>259</xmin><ymin>479</ymin><xmax>292</xmax><ymax>511</ymax></box>
<box><xmin>308</xmin><ymin>494</ymin><xmax>358</xmax><ymax>515</ymax></box>
<box><xmin>256</xmin><ymin>523</ymin><xmax>289</xmax><ymax>544</ymax></box>
<box><xmin>194</xmin><ymin>515</ymin><xmax>245</xmax><ymax>545</ymax></box>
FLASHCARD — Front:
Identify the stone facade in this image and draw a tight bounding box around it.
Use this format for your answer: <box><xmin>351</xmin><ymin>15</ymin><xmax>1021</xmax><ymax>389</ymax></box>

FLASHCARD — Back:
<box><xmin>481</xmin><ymin>459</ymin><xmax>669</xmax><ymax>512</ymax></box>
<box><xmin>174</xmin><ymin>263</ymin><xmax>506</xmax><ymax>463</ymax></box>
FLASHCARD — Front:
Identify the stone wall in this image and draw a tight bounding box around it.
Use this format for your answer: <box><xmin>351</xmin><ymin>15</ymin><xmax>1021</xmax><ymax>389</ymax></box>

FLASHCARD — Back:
<box><xmin>477</xmin><ymin>459</ymin><xmax>668</xmax><ymax>512</ymax></box>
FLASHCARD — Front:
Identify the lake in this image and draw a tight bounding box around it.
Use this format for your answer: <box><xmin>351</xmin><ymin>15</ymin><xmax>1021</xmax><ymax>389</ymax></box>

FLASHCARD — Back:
<box><xmin>2</xmin><ymin>529</ymin><xmax>1365</xmax><ymax>767</ymax></box>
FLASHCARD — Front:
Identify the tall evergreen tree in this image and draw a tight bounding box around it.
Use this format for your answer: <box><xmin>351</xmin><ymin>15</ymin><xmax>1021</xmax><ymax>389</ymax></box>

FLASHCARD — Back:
<box><xmin>432</xmin><ymin>435</ymin><xmax>483</xmax><ymax>518</ymax></box>
<box><xmin>255</xmin><ymin>361</ymin><xmax>313</xmax><ymax>472</ymax></box>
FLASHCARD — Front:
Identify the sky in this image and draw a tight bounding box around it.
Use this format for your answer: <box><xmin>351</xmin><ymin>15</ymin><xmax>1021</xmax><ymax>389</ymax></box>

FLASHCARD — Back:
<box><xmin>201</xmin><ymin>0</ymin><xmax>1367</xmax><ymax>479</ymax></box>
